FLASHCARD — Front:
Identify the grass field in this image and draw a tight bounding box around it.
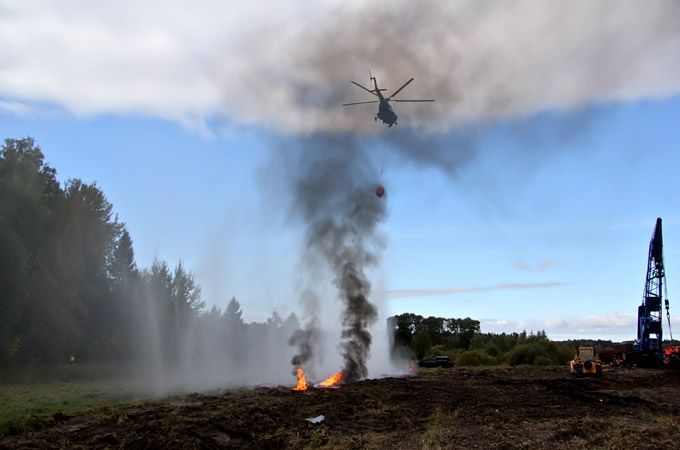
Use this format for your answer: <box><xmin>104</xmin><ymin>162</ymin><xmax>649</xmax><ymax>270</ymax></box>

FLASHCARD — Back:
<box><xmin>0</xmin><ymin>379</ymin><xmax>146</xmax><ymax>436</ymax></box>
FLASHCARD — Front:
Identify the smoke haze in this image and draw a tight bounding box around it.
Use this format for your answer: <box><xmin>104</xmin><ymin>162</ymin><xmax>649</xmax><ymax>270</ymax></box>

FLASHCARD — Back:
<box><xmin>1</xmin><ymin>1</ymin><xmax>679</xmax><ymax>132</ymax></box>
<box><xmin>229</xmin><ymin>0</ymin><xmax>680</xmax><ymax>132</ymax></box>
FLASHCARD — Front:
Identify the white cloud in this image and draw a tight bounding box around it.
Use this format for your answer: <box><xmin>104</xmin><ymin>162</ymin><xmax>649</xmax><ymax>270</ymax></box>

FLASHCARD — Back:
<box><xmin>0</xmin><ymin>99</ymin><xmax>32</xmax><ymax>116</ymax></box>
<box><xmin>1</xmin><ymin>1</ymin><xmax>679</xmax><ymax>133</ymax></box>
<box><xmin>482</xmin><ymin>313</ymin><xmax>637</xmax><ymax>339</ymax></box>
<box><xmin>571</xmin><ymin>313</ymin><xmax>636</xmax><ymax>329</ymax></box>
<box><xmin>543</xmin><ymin>317</ymin><xmax>567</xmax><ymax>328</ymax></box>
<box><xmin>387</xmin><ymin>282</ymin><xmax>564</xmax><ymax>298</ymax></box>
<box><xmin>513</xmin><ymin>259</ymin><xmax>557</xmax><ymax>272</ymax></box>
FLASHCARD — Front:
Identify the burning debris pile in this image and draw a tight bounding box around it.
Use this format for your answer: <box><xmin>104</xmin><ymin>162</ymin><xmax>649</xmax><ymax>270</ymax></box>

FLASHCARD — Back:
<box><xmin>317</xmin><ymin>371</ymin><xmax>343</xmax><ymax>388</ymax></box>
<box><xmin>291</xmin><ymin>368</ymin><xmax>343</xmax><ymax>391</ymax></box>
<box><xmin>292</xmin><ymin>368</ymin><xmax>308</xmax><ymax>391</ymax></box>
<box><xmin>286</xmin><ymin>135</ymin><xmax>386</xmax><ymax>385</ymax></box>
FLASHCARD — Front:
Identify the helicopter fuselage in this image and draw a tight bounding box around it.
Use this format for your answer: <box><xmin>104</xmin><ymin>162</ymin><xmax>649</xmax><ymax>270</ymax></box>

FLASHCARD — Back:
<box><xmin>373</xmin><ymin>80</ymin><xmax>398</xmax><ymax>127</ymax></box>
<box><xmin>376</xmin><ymin>101</ymin><xmax>397</xmax><ymax>127</ymax></box>
<box><xmin>343</xmin><ymin>74</ymin><xmax>432</xmax><ymax>127</ymax></box>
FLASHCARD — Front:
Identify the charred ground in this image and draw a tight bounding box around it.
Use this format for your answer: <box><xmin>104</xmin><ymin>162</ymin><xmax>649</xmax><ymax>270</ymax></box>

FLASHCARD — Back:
<box><xmin>2</xmin><ymin>366</ymin><xmax>680</xmax><ymax>449</ymax></box>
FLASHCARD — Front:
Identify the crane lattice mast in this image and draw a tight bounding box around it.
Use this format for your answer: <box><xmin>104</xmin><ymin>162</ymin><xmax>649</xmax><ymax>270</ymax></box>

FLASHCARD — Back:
<box><xmin>636</xmin><ymin>218</ymin><xmax>667</xmax><ymax>353</ymax></box>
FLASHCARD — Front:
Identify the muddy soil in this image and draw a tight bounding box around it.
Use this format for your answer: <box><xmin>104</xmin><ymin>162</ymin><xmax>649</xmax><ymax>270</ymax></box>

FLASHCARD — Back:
<box><xmin>2</xmin><ymin>366</ymin><xmax>680</xmax><ymax>449</ymax></box>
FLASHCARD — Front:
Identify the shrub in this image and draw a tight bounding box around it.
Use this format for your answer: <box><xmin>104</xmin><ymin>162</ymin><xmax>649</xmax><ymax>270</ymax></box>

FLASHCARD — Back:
<box><xmin>553</xmin><ymin>344</ymin><xmax>575</xmax><ymax>365</ymax></box>
<box><xmin>456</xmin><ymin>350</ymin><xmax>497</xmax><ymax>367</ymax></box>
<box><xmin>429</xmin><ymin>345</ymin><xmax>448</xmax><ymax>355</ymax></box>
<box><xmin>485</xmin><ymin>344</ymin><xmax>499</xmax><ymax>357</ymax></box>
<box><xmin>533</xmin><ymin>355</ymin><xmax>552</xmax><ymax>366</ymax></box>
<box><xmin>505</xmin><ymin>343</ymin><xmax>554</xmax><ymax>366</ymax></box>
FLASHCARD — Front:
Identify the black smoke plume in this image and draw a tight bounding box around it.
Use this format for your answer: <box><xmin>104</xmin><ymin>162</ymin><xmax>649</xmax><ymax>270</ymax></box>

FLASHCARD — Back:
<box><xmin>289</xmin><ymin>326</ymin><xmax>317</xmax><ymax>371</ymax></box>
<box><xmin>285</xmin><ymin>134</ymin><xmax>386</xmax><ymax>381</ymax></box>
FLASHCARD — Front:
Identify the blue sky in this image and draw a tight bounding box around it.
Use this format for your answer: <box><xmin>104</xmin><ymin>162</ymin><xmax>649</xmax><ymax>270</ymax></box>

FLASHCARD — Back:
<box><xmin>2</xmin><ymin>96</ymin><xmax>678</xmax><ymax>341</ymax></box>
<box><xmin>1</xmin><ymin>0</ymin><xmax>679</xmax><ymax>341</ymax></box>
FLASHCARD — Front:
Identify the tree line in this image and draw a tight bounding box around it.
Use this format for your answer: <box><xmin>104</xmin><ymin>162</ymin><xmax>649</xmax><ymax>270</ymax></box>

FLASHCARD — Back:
<box><xmin>389</xmin><ymin>312</ymin><xmax>581</xmax><ymax>366</ymax></box>
<box><xmin>0</xmin><ymin>138</ymin><xmax>300</xmax><ymax>369</ymax></box>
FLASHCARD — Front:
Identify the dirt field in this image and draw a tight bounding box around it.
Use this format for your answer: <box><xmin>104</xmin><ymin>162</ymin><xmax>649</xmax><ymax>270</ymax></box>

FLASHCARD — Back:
<box><xmin>2</xmin><ymin>365</ymin><xmax>680</xmax><ymax>449</ymax></box>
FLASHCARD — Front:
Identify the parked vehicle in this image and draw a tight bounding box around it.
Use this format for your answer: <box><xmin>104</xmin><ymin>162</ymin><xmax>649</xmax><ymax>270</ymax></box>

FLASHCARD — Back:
<box><xmin>418</xmin><ymin>355</ymin><xmax>454</xmax><ymax>368</ymax></box>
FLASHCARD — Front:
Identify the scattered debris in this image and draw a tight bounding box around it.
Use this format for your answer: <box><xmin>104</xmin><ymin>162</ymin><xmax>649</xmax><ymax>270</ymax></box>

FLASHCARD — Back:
<box><xmin>305</xmin><ymin>415</ymin><xmax>325</xmax><ymax>424</ymax></box>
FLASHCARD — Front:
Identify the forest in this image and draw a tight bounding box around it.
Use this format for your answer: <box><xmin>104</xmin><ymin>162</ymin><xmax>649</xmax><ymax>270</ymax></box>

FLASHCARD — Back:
<box><xmin>0</xmin><ymin>137</ymin><xmax>301</xmax><ymax>370</ymax></box>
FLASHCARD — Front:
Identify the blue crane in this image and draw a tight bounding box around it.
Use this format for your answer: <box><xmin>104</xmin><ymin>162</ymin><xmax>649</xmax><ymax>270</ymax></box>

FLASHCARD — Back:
<box><xmin>634</xmin><ymin>218</ymin><xmax>672</xmax><ymax>365</ymax></box>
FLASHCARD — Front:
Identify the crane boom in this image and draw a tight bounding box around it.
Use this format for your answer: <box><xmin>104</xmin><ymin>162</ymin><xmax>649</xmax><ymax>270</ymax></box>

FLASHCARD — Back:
<box><xmin>636</xmin><ymin>218</ymin><xmax>666</xmax><ymax>354</ymax></box>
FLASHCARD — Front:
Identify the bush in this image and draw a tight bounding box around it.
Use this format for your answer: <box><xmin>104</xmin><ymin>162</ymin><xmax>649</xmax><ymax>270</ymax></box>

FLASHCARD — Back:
<box><xmin>505</xmin><ymin>343</ymin><xmax>553</xmax><ymax>366</ymax></box>
<box><xmin>456</xmin><ymin>350</ymin><xmax>497</xmax><ymax>367</ymax></box>
<box><xmin>429</xmin><ymin>345</ymin><xmax>448</xmax><ymax>355</ymax></box>
<box><xmin>554</xmin><ymin>344</ymin><xmax>575</xmax><ymax>365</ymax></box>
<box><xmin>533</xmin><ymin>355</ymin><xmax>552</xmax><ymax>366</ymax></box>
<box><xmin>485</xmin><ymin>344</ymin><xmax>499</xmax><ymax>357</ymax></box>
<box><xmin>503</xmin><ymin>340</ymin><xmax>578</xmax><ymax>366</ymax></box>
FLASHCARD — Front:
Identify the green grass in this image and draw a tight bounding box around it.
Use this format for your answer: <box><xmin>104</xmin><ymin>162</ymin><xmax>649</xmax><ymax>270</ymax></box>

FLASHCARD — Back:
<box><xmin>421</xmin><ymin>406</ymin><xmax>452</xmax><ymax>450</ymax></box>
<box><xmin>0</xmin><ymin>380</ymin><xmax>146</xmax><ymax>435</ymax></box>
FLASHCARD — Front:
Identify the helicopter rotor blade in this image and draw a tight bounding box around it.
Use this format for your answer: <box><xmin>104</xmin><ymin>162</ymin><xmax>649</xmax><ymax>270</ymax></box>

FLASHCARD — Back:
<box><xmin>350</xmin><ymin>81</ymin><xmax>378</xmax><ymax>96</ymax></box>
<box><xmin>387</xmin><ymin>77</ymin><xmax>414</xmax><ymax>100</ymax></box>
<box><xmin>342</xmin><ymin>101</ymin><xmax>380</xmax><ymax>106</ymax></box>
<box><xmin>392</xmin><ymin>99</ymin><xmax>435</xmax><ymax>102</ymax></box>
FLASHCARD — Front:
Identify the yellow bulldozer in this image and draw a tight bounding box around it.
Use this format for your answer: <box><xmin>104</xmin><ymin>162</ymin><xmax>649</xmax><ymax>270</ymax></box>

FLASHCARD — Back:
<box><xmin>570</xmin><ymin>346</ymin><xmax>602</xmax><ymax>376</ymax></box>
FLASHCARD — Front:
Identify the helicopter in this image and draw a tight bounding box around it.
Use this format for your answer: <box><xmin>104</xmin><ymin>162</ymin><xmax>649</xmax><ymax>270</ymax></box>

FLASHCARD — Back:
<box><xmin>342</xmin><ymin>72</ymin><xmax>434</xmax><ymax>127</ymax></box>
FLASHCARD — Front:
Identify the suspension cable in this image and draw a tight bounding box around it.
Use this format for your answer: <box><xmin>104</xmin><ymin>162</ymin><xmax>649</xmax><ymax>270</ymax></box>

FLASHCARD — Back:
<box><xmin>380</xmin><ymin>145</ymin><xmax>385</xmax><ymax>176</ymax></box>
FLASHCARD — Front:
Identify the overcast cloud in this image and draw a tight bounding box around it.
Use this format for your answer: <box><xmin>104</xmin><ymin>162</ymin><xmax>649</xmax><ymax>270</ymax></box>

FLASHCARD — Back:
<box><xmin>1</xmin><ymin>0</ymin><xmax>679</xmax><ymax>133</ymax></box>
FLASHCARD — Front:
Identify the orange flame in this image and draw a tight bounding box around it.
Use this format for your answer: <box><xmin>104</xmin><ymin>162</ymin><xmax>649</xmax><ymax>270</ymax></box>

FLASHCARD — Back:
<box><xmin>317</xmin><ymin>371</ymin><xmax>343</xmax><ymax>388</ymax></box>
<box><xmin>292</xmin><ymin>367</ymin><xmax>308</xmax><ymax>391</ymax></box>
